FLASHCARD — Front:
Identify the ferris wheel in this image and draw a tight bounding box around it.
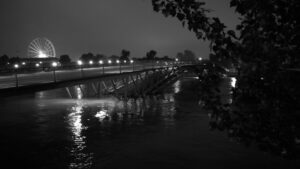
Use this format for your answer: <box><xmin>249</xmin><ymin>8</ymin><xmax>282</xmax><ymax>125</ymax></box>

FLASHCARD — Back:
<box><xmin>27</xmin><ymin>38</ymin><xmax>56</xmax><ymax>58</ymax></box>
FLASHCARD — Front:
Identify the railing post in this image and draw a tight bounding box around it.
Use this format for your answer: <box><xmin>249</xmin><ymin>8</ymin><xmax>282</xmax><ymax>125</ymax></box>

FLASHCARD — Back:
<box><xmin>53</xmin><ymin>68</ymin><xmax>57</xmax><ymax>82</ymax></box>
<box><xmin>15</xmin><ymin>71</ymin><xmax>19</xmax><ymax>88</ymax></box>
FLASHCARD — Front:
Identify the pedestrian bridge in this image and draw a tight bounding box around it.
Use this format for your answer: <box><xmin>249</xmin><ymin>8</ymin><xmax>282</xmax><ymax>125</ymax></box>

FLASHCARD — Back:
<box><xmin>0</xmin><ymin>63</ymin><xmax>201</xmax><ymax>98</ymax></box>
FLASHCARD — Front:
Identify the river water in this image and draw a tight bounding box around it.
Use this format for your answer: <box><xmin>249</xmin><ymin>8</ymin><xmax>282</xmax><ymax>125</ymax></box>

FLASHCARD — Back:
<box><xmin>0</xmin><ymin>77</ymin><xmax>299</xmax><ymax>169</ymax></box>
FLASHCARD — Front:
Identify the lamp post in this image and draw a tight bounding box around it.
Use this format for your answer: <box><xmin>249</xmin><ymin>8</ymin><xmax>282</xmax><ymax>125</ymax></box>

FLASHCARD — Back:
<box><xmin>198</xmin><ymin>57</ymin><xmax>202</xmax><ymax>62</ymax></box>
<box><xmin>89</xmin><ymin>60</ymin><xmax>93</xmax><ymax>66</ymax></box>
<box><xmin>77</xmin><ymin>60</ymin><xmax>83</xmax><ymax>78</ymax></box>
<box><xmin>116</xmin><ymin>60</ymin><xmax>121</xmax><ymax>73</ymax></box>
<box><xmin>99</xmin><ymin>60</ymin><xmax>104</xmax><ymax>74</ymax></box>
<box><xmin>130</xmin><ymin>60</ymin><xmax>134</xmax><ymax>71</ymax></box>
<box><xmin>14</xmin><ymin>64</ymin><xmax>19</xmax><ymax>87</ymax></box>
<box><xmin>52</xmin><ymin>62</ymin><xmax>58</xmax><ymax>82</ymax></box>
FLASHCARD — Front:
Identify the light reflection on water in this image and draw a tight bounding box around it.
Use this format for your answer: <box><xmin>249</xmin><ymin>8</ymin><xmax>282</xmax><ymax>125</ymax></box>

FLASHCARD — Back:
<box><xmin>68</xmin><ymin>101</ymin><xmax>92</xmax><ymax>169</ymax></box>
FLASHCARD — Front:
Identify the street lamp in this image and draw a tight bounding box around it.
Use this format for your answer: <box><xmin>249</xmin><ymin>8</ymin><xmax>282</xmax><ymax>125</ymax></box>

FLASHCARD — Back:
<box><xmin>35</xmin><ymin>63</ymin><xmax>40</xmax><ymax>67</ymax></box>
<box><xmin>99</xmin><ymin>60</ymin><xmax>104</xmax><ymax>74</ymax></box>
<box><xmin>130</xmin><ymin>60</ymin><xmax>134</xmax><ymax>71</ymax></box>
<box><xmin>77</xmin><ymin>60</ymin><xmax>83</xmax><ymax>78</ymax></box>
<box><xmin>52</xmin><ymin>62</ymin><xmax>58</xmax><ymax>82</ymax></box>
<box><xmin>108</xmin><ymin>60</ymin><xmax>112</xmax><ymax>64</ymax></box>
<box><xmin>89</xmin><ymin>60</ymin><xmax>93</xmax><ymax>65</ymax></box>
<box><xmin>14</xmin><ymin>64</ymin><xmax>19</xmax><ymax>87</ymax></box>
<box><xmin>22</xmin><ymin>62</ymin><xmax>26</xmax><ymax>66</ymax></box>
<box><xmin>198</xmin><ymin>57</ymin><xmax>203</xmax><ymax>61</ymax></box>
<box><xmin>116</xmin><ymin>60</ymin><xmax>121</xmax><ymax>73</ymax></box>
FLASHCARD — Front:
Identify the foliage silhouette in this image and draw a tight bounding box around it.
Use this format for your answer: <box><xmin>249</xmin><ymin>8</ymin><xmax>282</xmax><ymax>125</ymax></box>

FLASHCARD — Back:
<box><xmin>152</xmin><ymin>0</ymin><xmax>300</xmax><ymax>158</ymax></box>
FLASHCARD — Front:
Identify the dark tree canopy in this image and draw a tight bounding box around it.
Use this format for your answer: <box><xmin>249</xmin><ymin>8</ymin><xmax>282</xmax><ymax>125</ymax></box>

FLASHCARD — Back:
<box><xmin>59</xmin><ymin>55</ymin><xmax>71</xmax><ymax>65</ymax></box>
<box><xmin>176</xmin><ymin>50</ymin><xmax>197</xmax><ymax>62</ymax></box>
<box><xmin>146</xmin><ymin>50</ymin><xmax>157</xmax><ymax>60</ymax></box>
<box><xmin>152</xmin><ymin>0</ymin><xmax>300</xmax><ymax>158</ymax></box>
<box><xmin>0</xmin><ymin>54</ymin><xmax>9</xmax><ymax>66</ymax></box>
<box><xmin>120</xmin><ymin>49</ymin><xmax>130</xmax><ymax>61</ymax></box>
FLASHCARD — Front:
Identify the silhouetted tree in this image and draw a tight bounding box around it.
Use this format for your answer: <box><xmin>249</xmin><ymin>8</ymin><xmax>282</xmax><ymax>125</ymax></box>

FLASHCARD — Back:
<box><xmin>146</xmin><ymin>50</ymin><xmax>157</xmax><ymax>60</ymax></box>
<box><xmin>8</xmin><ymin>57</ymin><xmax>20</xmax><ymax>64</ymax></box>
<box><xmin>108</xmin><ymin>55</ymin><xmax>120</xmax><ymax>62</ymax></box>
<box><xmin>95</xmin><ymin>54</ymin><xmax>107</xmax><ymax>61</ymax></box>
<box><xmin>59</xmin><ymin>55</ymin><xmax>71</xmax><ymax>65</ymax></box>
<box><xmin>80</xmin><ymin>53</ymin><xmax>94</xmax><ymax>63</ymax></box>
<box><xmin>120</xmin><ymin>49</ymin><xmax>130</xmax><ymax>61</ymax></box>
<box><xmin>152</xmin><ymin>0</ymin><xmax>300</xmax><ymax>158</ymax></box>
<box><xmin>176</xmin><ymin>50</ymin><xmax>196</xmax><ymax>62</ymax></box>
<box><xmin>0</xmin><ymin>54</ymin><xmax>9</xmax><ymax>66</ymax></box>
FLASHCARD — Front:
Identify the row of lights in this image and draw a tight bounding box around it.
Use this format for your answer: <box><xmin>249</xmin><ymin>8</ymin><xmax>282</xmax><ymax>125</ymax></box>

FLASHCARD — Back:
<box><xmin>14</xmin><ymin>61</ymin><xmax>58</xmax><ymax>69</ymax></box>
<box><xmin>77</xmin><ymin>60</ymin><xmax>134</xmax><ymax>66</ymax></box>
<box><xmin>14</xmin><ymin>57</ymin><xmax>201</xmax><ymax>69</ymax></box>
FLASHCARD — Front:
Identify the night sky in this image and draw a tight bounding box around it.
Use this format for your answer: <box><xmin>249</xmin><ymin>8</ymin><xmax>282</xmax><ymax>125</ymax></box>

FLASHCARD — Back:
<box><xmin>0</xmin><ymin>0</ymin><xmax>238</xmax><ymax>60</ymax></box>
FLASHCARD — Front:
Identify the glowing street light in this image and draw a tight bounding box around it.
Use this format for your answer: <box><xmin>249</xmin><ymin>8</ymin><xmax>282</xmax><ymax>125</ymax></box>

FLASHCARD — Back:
<box><xmin>198</xmin><ymin>57</ymin><xmax>203</xmax><ymax>61</ymax></box>
<box><xmin>22</xmin><ymin>62</ymin><xmax>26</xmax><ymax>65</ymax></box>
<box><xmin>77</xmin><ymin>60</ymin><xmax>83</xmax><ymax>66</ymax></box>
<box><xmin>35</xmin><ymin>63</ymin><xmax>40</xmax><ymax>67</ymax></box>
<box><xmin>108</xmin><ymin>60</ymin><xmax>112</xmax><ymax>64</ymax></box>
<box><xmin>89</xmin><ymin>60</ymin><xmax>93</xmax><ymax>65</ymax></box>
<box><xmin>52</xmin><ymin>62</ymin><xmax>58</xmax><ymax>82</ymax></box>
<box><xmin>52</xmin><ymin>62</ymin><xmax>58</xmax><ymax>67</ymax></box>
<box><xmin>116</xmin><ymin>60</ymin><xmax>121</xmax><ymax>73</ymax></box>
<box><xmin>130</xmin><ymin>60</ymin><xmax>134</xmax><ymax>71</ymax></box>
<box><xmin>14</xmin><ymin>64</ymin><xmax>19</xmax><ymax>87</ymax></box>
<box><xmin>77</xmin><ymin>60</ymin><xmax>84</xmax><ymax>77</ymax></box>
<box><xmin>14</xmin><ymin>64</ymin><xmax>19</xmax><ymax>69</ymax></box>
<box><xmin>123</xmin><ymin>60</ymin><xmax>127</xmax><ymax>64</ymax></box>
<box><xmin>175</xmin><ymin>58</ymin><xmax>179</xmax><ymax>62</ymax></box>
<box><xmin>99</xmin><ymin>60</ymin><xmax>104</xmax><ymax>74</ymax></box>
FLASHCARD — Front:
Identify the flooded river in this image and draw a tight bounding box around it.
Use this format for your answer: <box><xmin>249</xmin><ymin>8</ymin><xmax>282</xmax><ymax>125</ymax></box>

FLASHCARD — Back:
<box><xmin>0</xmin><ymin>77</ymin><xmax>299</xmax><ymax>169</ymax></box>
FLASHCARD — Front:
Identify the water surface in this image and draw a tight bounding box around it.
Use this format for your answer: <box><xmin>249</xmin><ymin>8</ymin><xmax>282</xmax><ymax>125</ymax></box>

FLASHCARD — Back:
<box><xmin>0</xmin><ymin>77</ymin><xmax>299</xmax><ymax>169</ymax></box>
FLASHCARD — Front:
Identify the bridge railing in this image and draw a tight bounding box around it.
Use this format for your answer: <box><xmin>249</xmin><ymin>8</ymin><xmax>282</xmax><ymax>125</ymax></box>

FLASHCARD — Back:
<box><xmin>0</xmin><ymin>61</ymin><xmax>187</xmax><ymax>89</ymax></box>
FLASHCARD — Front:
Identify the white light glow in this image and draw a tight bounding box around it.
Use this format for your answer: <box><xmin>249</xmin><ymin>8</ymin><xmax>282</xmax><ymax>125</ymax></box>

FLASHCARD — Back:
<box><xmin>77</xmin><ymin>60</ymin><xmax>83</xmax><ymax>66</ymax></box>
<box><xmin>89</xmin><ymin>60</ymin><xmax>93</xmax><ymax>65</ymax></box>
<box><xmin>35</xmin><ymin>63</ymin><xmax>40</xmax><ymax>67</ymax></box>
<box><xmin>116</xmin><ymin>60</ymin><xmax>120</xmax><ymax>64</ymax></box>
<box><xmin>52</xmin><ymin>62</ymin><xmax>58</xmax><ymax>67</ymax></box>
<box><xmin>231</xmin><ymin>77</ymin><xmax>237</xmax><ymax>88</ymax></box>
<box><xmin>130</xmin><ymin>60</ymin><xmax>134</xmax><ymax>63</ymax></box>
<box><xmin>108</xmin><ymin>60</ymin><xmax>112</xmax><ymax>64</ymax></box>
<box><xmin>38</xmin><ymin>51</ymin><xmax>47</xmax><ymax>58</ymax></box>
<box><xmin>95</xmin><ymin>110</ymin><xmax>109</xmax><ymax>121</ymax></box>
<box><xmin>14</xmin><ymin>64</ymin><xmax>19</xmax><ymax>69</ymax></box>
<box><xmin>99</xmin><ymin>60</ymin><xmax>103</xmax><ymax>64</ymax></box>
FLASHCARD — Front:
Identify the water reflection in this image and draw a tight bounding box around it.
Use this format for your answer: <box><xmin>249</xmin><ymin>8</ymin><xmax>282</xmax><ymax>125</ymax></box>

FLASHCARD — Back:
<box><xmin>95</xmin><ymin>110</ymin><xmax>109</xmax><ymax>122</ymax></box>
<box><xmin>230</xmin><ymin>77</ymin><xmax>236</xmax><ymax>88</ymax></box>
<box><xmin>68</xmin><ymin>101</ymin><xmax>93</xmax><ymax>169</ymax></box>
<box><xmin>174</xmin><ymin>81</ymin><xmax>181</xmax><ymax>94</ymax></box>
